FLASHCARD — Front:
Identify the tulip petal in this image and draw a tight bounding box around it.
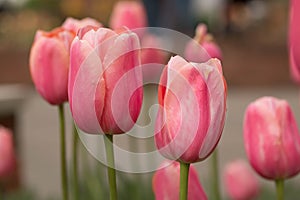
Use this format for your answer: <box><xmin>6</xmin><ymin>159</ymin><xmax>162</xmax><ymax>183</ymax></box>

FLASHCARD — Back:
<box><xmin>30</xmin><ymin>36</ymin><xmax>69</xmax><ymax>105</ymax></box>
<box><xmin>70</xmin><ymin>38</ymin><xmax>104</xmax><ymax>134</ymax></box>
<box><xmin>69</xmin><ymin>37</ymin><xmax>93</xmax><ymax>108</ymax></box>
<box><xmin>99</xmin><ymin>32</ymin><xmax>142</xmax><ymax>133</ymax></box>
<box><xmin>244</xmin><ymin>97</ymin><xmax>300</xmax><ymax>179</ymax></box>
<box><xmin>166</xmin><ymin>56</ymin><xmax>188</xmax><ymax>89</ymax></box>
<box><xmin>289</xmin><ymin>0</ymin><xmax>300</xmax><ymax>84</ymax></box>
<box><xmin>0</xmin><ymin>126</ymin><xmax>17</xmax><ymax>182</ymax></box>
<box><xmin>224</xmin><ymin>160</ymin><xmax>259</xmax><ymax>200</ymax></box>
<box><xmin>62</xmin><ymin>17</ymin><xmax>102</xmax><ymax>33</ymax></box>
<box><xmin>109</xmin><ymin>1</ymin><xmax>147</xmax><ymax>32</ymax></box>
<box><xmin>156</xmin><ymin>57</ymin><xmax>210</xmax><ymax>162</ymax></box>
<box><xmin>196</xmin><ymin>59</ymin><xmax>226</xmax><ymax>159</ymax></box>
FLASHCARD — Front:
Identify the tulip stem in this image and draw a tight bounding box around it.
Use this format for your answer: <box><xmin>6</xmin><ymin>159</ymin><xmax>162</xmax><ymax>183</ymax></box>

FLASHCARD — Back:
<box><xmin>211</xmin><ymin>149</ymin><xmax>221</xmax><ymax>200</ymax></box>
<box><xmin>104</xmin><ymin>134</ymin><xmax>118</xmax><ymax>200</ymax></box>
<box><xmin>58</xmin><ymin>104</ymin><xmax>69</xmax><ymax>200</ymax></box>
<box><xmin>72</xmin><ymin>123</ymin><xmax>79</xmax><ymax>200</ymax></box>
<box><xmin>179</xmin><ymin>162</ymin><xmax>190</xmax><ymax>200</ymax></box>
<box><xmin>275</xmin><ymin>179</ymin><xmax>284</xmax><ymax>200</ymax></box>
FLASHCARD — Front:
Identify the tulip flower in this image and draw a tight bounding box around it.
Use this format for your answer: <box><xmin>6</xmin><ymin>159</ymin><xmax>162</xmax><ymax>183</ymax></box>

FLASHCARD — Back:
<box><xmin>184</xmin><ymin>25</ymin><xmax>223</xmax><ymax>200</ymax></box>
<box><xmin>62</xmin><ymin>17</ymin><xmax>102</xmax><ymax>34</ymax></box>
<box><xmin>30</xmin><ymin>27</ymin><xmax>74</xmax><ymax>200</ymax></box>
<box><xmin>153</xmin><ymin>161</ymin><xmax>207</xmax><ymax>200</ymax></box>
<box><xmin>69</xmin><ymin>26</ymin><xmax>143</xmax><ymax>199</ymax></box>
<box><xmin>154</xmin><ymin>55</ymin><xmax>227</xmax><ymax>163</ymax></box>
<box><xmin>224</xmin><ymin>160</ymin><xmax>259</xmax><ymax>200</ymax></box>
<box><xmin>69</xmin><ymin>27</ymin><xmax>143</xmax><ymax>135</ymax></box>
<box><xmin>244</xmin><ymin>97</ymin><xmax>300</xmax><ymax>179</ymax></box>
<box><xmin>29</xmin><ymin>27</ymin><xmax>75</xmax><ymax>105</ymax></box>
<box><xmin>244</xmin><ymin>97</ymin><xmax>300</xmax><ymax>200</ymax></box>
<box><xmin>109</xmin><ymin>1</ymin><xmax>147</xmax><ymax>37</ymax></box>
<box><xmin>184</xmin><ymin>24</ymin><xmax>222</xmax><ymax>63</ymax></box>
<box><xmin>0</xmin><ymin>126</ymin><xmax>17</xmax><ymax>185</ymax></box>
<box><xmin>289</xmin><ymin>0</ymin><xmax>300</xmax><ymax>84</ymax></box>
<box><xmin>155</xmin><ymin>55</ymin><xmax>226</xmax><ymax>200</ymax></box>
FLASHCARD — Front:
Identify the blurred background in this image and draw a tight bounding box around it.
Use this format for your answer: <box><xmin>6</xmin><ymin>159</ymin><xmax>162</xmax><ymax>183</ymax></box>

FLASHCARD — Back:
<box><xmin>1</xmin><ymin>0</ymin><xmax>299</xmax><ymax>199</ymax></box>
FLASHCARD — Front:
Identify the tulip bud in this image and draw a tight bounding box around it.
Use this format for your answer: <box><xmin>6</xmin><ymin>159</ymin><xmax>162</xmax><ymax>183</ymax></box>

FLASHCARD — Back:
<box><xmin>109</xmin><ymin>1</ymin><xmax>147</xmax><ymax>37</ymax></box>
<box><xmin>184</xmin><ymin>24</ymin><xmax>222</xmax><ymax>63</ymax></box>
<box><xmin>244</xmin><ymin>97</ymin><xmax>300</xmax><ymax>180</ymax></box>
<box><xmin>289</xmin><ymin>0</ymin><xmax>300</xmax><ymax>84</ymax></box>
<box><xmin>29</xmin><ymin>27</ymin><xmax>75</xmax><ymax>105</ymax></box>
<box><xmin>0</xmin><ymin>126</ymin><xmax>17</xmax><ymax>185</ymax></box>
<box><xmin>69</xmin><ymin>27</ymin><xmax>143</xmax><ymax>134</ymax></box>
<box><xmin>62</xmin><ymin>17</ymin><xmax>102</xmax><ymax>34</ymax></box>
<box><xmin>153</xmin><ymin>161</ymin><xmax>207</xmax><ymax>200</ymax></box>
<box><xmin>154</xmin><ymin>56</ymin><xmax>227</xmax><ymax>163</ymax></box>
<box><xmin>224</xmin><ymin>160</ymin><xmax>259</xmax><ymax>200</ymax></box>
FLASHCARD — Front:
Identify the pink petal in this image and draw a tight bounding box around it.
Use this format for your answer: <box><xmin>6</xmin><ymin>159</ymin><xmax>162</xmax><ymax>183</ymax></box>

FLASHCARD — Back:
<box><xmin>70</xmin><ymin>38</ymin><xmax>104</xmax><ymax>134</ymax></box>
<box><xmin>195</xmin><ymin>59</ymin><xmax>226</xmax><ymax>159</ymax></box>
<box><xmin>29</xmin><ymin>36</ymin><xmax>69</xmax><ymax>105</ymax></box>
<box><xmin>62</xmin><ymin>17</ymin><xmax>102</xmax><ymax>33</ymax></box>
<box><xmin>244</xmin><ymin>97</ymin><xmax>300</xmax><ymax>179</ymax></box>
<box><xmin>99</xmin><ymin>32</ymin><xmax>142</xmax><ymax>133</ymax></box>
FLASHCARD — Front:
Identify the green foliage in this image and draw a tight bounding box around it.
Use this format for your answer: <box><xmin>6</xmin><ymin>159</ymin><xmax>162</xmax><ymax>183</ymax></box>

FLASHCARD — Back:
<box><xmin>3</xmin><ymin>189</ymin><xmax>37</xmax><ymax>200</ymax></box>
<box><xmin>78</xmin><ymin>162</ymin><xmax>154</xmax><ymax>200</ymax></box>
<box><xmin>25</xmin><ymin>0</ymin><xmax>62</xmax><ymax>16</ymax></box>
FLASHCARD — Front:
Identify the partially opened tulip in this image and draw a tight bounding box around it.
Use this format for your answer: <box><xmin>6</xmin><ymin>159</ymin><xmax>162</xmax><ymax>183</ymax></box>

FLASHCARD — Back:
<box><xmin>289</xmin><ymin>0</ymin><xmax>300</xmax><ymax>84</ymax></box>
<box><xmin>155</xmin><ymin>55</ymin><xmax>226</xmax><ymax>163</ymax></box>
<box><xmin>184</xmin><ymin>24</ymin><xmax>222</xmax><ymax>63</ymax></box>
<box><xmin>109</xmin><ymin>1</ymin><xmax>147</xmax><ymax>37</ymax></box>
<box><xmin>244</xmin><ymin>97</ymin><xmax>300</xmax><ymax>200</ymax></box>
<box><xmin>29</xmin><ymin>27</ymin><xmax>75</xmax><ymax>105</ymax></box>
<box><xmin>69</xmin><ymin>27</ymin><xmax>143</xmax><ymax>135</ymax></box>
<box><xmin>153</xmin><ymin>161</ymin><xmax>207</xmax><ymax>200</ymax></box>
<box><xmin>224</xmin><ymin>160</ymin><xmax>259</xmax><ymax>200</ymax></box>
<box><xmin>62</xmin><ymin>17</ymin><xmax>102</xmax><ymax>34</ymax></box>
<box><xmin>0</xmin><ymin>126</ymin><xmax>17</xmax><ymax>186</ymax></box>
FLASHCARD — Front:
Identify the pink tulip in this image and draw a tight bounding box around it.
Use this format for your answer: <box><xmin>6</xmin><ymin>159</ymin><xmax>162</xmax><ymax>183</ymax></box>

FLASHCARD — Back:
<box><xmin>289</xmin><ymin>0</ymin><xmax>300</xmax><ymax>84</ymax></box>
<box><xmin>184</xmin><ymin>24</ymin><xmax>222</xmax><ymax>63</ymax></box>
<box><xmin>153</xmin><ymin>161</ymin><xmax>207</xmax><ymax>200</ymax></box>
<box><xmin>29</xmin><ymin>27</ymin><xmax>75</xmax><ymax>105</ymax></box>
<box><xmin>154</xmin><ymin>56</ymin><xmax>227</xmax><ymax>163</ymax></box>
<box><xmin>69</xmin><ymin>27</ymin><xmax>143</xmax><ymax>134</ymax></box>
<box><xmin>224</xmin><ymin>160</ymin><xmax>259</xmax><ymax>200</ymax></box>
<box><xmin>109</xmin><ymin>1</ymin><xmax>147</xmax><ymax>37</ymax></box>
<box><xmin>244</xmin><ymin>97</ymin><xmax>300</xmax><ymax>179</ymax></box>
<box><xmin>62</xmin><ymin>17</ymin><xmax>102</xmax><ymax>34</ymax></box>
<box><xmin>141</xmin><ymin>33</ymin><xmax>167</xmax><ymax>82</ymax></box>
<box><xmin>0</xmin><ymin>126</ymin><xmax>17</xmax><ymax>184</ymax></box>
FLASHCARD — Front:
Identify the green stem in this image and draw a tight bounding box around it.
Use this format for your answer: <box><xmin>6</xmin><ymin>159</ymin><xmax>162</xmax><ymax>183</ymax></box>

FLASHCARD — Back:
<box><xmin>72</xmin><ymin>123</ymin><xmax>79</xmax><ymax>200</ymax></box>
<box><xmin>179</xmin><ymin>162</ymin><xmax>190</xmax><ymax>200</ymax></box>
<box><xmin>104</xmin><ymin>134</ymin><xmax>118</xmax><ymax>200</ymax></box>
<box><xmin>275</xmin><ymin>179</ymin><xmax>284</xmax><ymax>200</ymax></box>
<box><xmin>58</xmin><ymin>104</ymin><xmax>69</xmax><ymax>200</ymax></box>
<box><xmin>211</xmin><ymin>149</ymin><xmax>221</xmax><ymax>200</ymax></box>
